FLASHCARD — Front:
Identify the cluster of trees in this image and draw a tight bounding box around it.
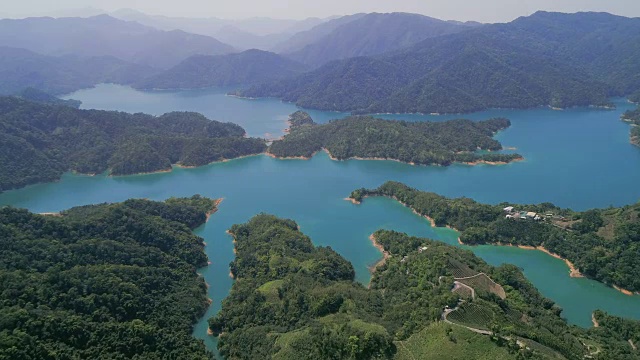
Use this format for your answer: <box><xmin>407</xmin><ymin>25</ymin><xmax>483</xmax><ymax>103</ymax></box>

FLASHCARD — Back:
<box><xmin>351</xmin><ymin>181</ymin><xmax>640</xmax><ymax>292</ymax></box>
<box><xmin>269</xmin><ymin>116</ymin><xmax>522</xmax><ymax>165</ymax></box>
<box><xmin>0</xmin><ymin>195</ymin><xmax>217</xmax><ymax>359</ymax></box>
<box><xmin>210</xmin><ymin>214</ymin><xmax>640</xmax><ymax>359</ymax></box>
<box><xmin>591</xmin><ymin>310</ymin><xmax>640</xmax><ymax>358</ymax></box>
<box><xmin>287</xmin><ymin>110</ymin><xmax>316</xmax><ymax>129</ymax></box>
<box><xmin>622</xmin><ymin>106</ymin><xmax>640</xmax><ymax>145</ymax></box>
<box><xmin>0</xmin><ymin>97</ymin><xmax>266</xmax><ymax>192</ymax></box>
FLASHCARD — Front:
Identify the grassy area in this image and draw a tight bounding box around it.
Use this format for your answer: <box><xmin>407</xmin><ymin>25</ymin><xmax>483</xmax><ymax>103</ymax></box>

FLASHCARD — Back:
<box><xmin>257</xmin><ymin>279</ymin><xmax>284</xmax><ymax>302</ymax></box>
<box><xmin>394</xmin><ymin>322</ymin><xmax>515</xmax><ymax>360</ymax></box>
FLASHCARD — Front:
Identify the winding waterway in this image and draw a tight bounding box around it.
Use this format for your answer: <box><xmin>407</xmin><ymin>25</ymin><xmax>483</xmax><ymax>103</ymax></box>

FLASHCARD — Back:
<box><xmin>2</xmin><ymin>84</ymin><xmax>639</xmax><ymax>356</ymax></box>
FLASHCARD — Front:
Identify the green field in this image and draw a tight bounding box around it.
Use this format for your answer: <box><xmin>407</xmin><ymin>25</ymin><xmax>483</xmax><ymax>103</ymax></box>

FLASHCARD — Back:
<box><xmin>394</xmin><ymin>322</ymin><xmax>515</xmax><ymax>360</ymax></box>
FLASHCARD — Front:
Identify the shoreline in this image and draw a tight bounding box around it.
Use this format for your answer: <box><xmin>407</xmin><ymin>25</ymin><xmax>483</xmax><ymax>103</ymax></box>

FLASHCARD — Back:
<box><xmin>368</xmin><ymin>233</ymin><xmax>390</xmax><ymax>276</ymax></box>
<box><xmin>592</xmin><ymin>313</ymin><xmax>599</xmax><ymax>327</ymax></box>
<box><xmin>268</xmin><ymin>148</ymin><xmax>523</xmax><ymax>167</ymax></box>
<box><xmin>205</xmin><ymin>198</ymin><xmax>224</xmax><ymax>222</ymax></box>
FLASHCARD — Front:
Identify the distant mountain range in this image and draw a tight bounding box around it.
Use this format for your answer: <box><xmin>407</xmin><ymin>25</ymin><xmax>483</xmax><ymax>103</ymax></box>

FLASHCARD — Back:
<box><xmin>0</xmin><ymin>15</ymin><xmax>235</xmax><ymax>69</ymax></box>
<box><xmin>135</xmin><ymin>50</ymin><xmax>309</xmax><ymax>89</ymax></box>
<box><xmin>110</xmin><ymin>9</ymin><xmax>330</xmax><ymax>51</ymax></box>
<box><xmin>283</xmin><ymin>12</ymin><xmax>477</xmax><ymax>68</ymax></box>
<box><xmin>0</xmin><ymin>46</ymin><xmax>158</xmax><ymax>95</ymax></box>
<box><xmin>240</xmin><ymin>11</ymin><xmax>640</xmax><ymax>113</ymax></box>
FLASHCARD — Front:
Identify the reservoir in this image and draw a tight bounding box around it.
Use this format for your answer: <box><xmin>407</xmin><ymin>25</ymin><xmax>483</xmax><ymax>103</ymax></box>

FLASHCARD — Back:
<box><xmin>1</xmin><ymin>84</ymin><xmax>639</xmax><ymax>354</ymax></box>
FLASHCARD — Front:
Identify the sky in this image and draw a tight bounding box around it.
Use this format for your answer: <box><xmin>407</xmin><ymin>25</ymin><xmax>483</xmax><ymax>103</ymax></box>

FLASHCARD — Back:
<box><xmin>2</xmin><ymin>0</ymin><xmax>640</xmax><ymax>23</ymax></box>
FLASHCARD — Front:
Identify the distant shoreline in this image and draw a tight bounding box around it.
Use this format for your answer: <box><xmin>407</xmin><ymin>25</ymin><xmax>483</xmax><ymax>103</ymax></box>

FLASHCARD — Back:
<box><xmin>268</xmin><ymin>148</ymin><xmax>524</xmax><ymax>167</ymax></box>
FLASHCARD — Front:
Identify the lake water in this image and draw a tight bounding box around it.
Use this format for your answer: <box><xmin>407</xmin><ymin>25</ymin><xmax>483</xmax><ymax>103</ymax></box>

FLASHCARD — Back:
<box><xmin>3</xmin><ymin>84</ymin><xmax>639</xmax><ymax>356</ymax></box>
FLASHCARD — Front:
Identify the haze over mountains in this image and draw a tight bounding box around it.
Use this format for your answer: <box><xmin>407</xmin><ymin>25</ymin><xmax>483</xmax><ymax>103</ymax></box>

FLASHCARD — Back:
<box><xmin>136</xmin><ymin>50</ymin><xmax>308</xmax><ymax>90</ymax></box>
<box><xmin>1</xmin><ymin>9</ymin><xmax>638</xmax><ymax>115</ymax></box>
<box><xmin>283</xmin><ymin>12</ymin><xmax>479</xmax><ymax>68</ymax></box>
<box><xmin>110</xmin><ymin>8</ymin><xmax>331</xmax><ymax>51</ymax></box>
<box><xmin>0</xmin><ymin>15</ymin><xmax>234</xmax><ymax>69</ymax></box>
<box><xmin>241</xmin><ymin>11</ymin><xmax>640</xmax><ymax>113</ymax></box>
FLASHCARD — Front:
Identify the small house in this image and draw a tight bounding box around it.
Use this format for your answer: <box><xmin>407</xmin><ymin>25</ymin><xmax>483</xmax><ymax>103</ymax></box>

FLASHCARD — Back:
<box><xmin>503</xmin><ymin>206</ymin><xmax>514</xmax><ymax>213</ymax></box>
<box><xmin>526</xmin><ymin>211</ymin><xmax>537</xmax><ymax>218</ymax></box>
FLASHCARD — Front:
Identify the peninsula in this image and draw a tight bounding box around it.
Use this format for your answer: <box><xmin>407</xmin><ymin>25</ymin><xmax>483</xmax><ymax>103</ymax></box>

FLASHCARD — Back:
<box><xmin>349</xmin><ymin>181</ymin><xmax>640</xmax><ymax>294</ymax></box>
<box><xmin>0</xmin><ymin>97</ymin><xmax>266</xmax><ymax>193</ymax></box>
<box><xmin>208</xmin><ymin>214</ymin><xmax>639</xmax><ymax>359</ymax></box>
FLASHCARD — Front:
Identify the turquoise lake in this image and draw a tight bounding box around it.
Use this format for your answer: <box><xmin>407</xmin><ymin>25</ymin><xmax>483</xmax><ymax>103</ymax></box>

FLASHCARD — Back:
<box><xmin>1</xmin><ymin>84</ymin><xmax>639</xmax><ymax>355</ymax></box>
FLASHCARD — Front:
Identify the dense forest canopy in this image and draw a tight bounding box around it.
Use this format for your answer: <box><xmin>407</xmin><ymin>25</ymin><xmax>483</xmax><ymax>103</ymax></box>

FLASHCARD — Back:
<box><xmin>12</xmin><ymin>88</ymin><xmax>81</xmax><ymax>108</ymax></box>
<box><xmin>136</xmin><ymin>50</ymin><xmax>309</xmax><ymax>90</ymax></box>
<box><xmin>0</xmin><ymin>195</ymin><xmax>218</xmax><ymax>359</ymax></box>
<box><xmin>209</xmin><ymin>214</ymin><xmax>640</xmax><ymax>359</ymax></box>
<box><xmin>239</xmin><ymin>12</ymin><xmax>640</xmax><ymax>114</ymax></box>
<box><xmin>0</xmin><ymin>46</ymin><xmax>158</xmax><ymax>95</ymax></box>
<box><xmin>350</xmin><ymin>181</ymin><xmax>640</xmax><ymax>293</ymax></box>
<box><xmin>0</xmin><ymin>97</ymin><xmax>266</xmax><ymax>192</ymax></box>
<box><xmin>269</xmin><ymin>115</ymin><xmax>522</xmax><ymax>165</ymax></box>
<box><xmin>284</xmin><ymin>12</ymin><xmax>472</xmax><ymax>68</ymax></box>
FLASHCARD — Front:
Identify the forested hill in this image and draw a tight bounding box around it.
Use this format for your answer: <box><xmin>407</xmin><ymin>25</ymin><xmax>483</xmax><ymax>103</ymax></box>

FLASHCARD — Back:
<box><xmin>135</xmin><ymin>49</ymin><xmax>308</xmax><ymax>90</ymax></box>
<box><xmin>0</xmin><ymin>97</ymin><xmax>266</xmax><ymax>192</ymax></box>
<box><xmin>13</xmin><ymin>87</ymin><xmax>81</xmax><ymax>108</ymax></box>
<box><xmin>284</xmin><ymin>12</ymin><xmax>472</xmax><ymax>68</ymax></box>
<box><xmin>239</xmin><ymin>11</ymin><xmax>640</xmax><ymax>114</ymax></box>
<box><xmin>268</xmin><ymin>115</ymin><xmax>522</xmax><ymax>165</ymax></box>
<box><xmin>0</xmin><ymin>196</ymin><xmax>217</xmax><ymax>359</ymax></box>
<box><xmin>209</xmin><ymin>214</ymin><xmax>640</xmax><ymax>359</ymax></box>
<box><xmin>0</xmin><ymin>46</ymin><xmax>158</xmax><ymax>95</ymax></box>
<box><xmin>350</xmin><ymin>181</ymin><xmax>640</xmax><ymax>293</ymax></box>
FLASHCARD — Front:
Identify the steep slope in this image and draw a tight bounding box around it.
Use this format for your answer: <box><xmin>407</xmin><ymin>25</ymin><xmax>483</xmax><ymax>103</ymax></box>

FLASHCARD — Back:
<box><xmin>111</xmin><ymin>9</ymin><xmax>328</xmax><ymax>50</ymax></box>
<box><xmin>284</xmin><ymin>12</ymin><xmax>471</xmax><ymax>67</ymax></box>
<box><xmin>241</xmin><ymin>11</ymin><xmax>631</xmax><ymax>113</ymax></box>
<box><xmin>0</xmin><ymin>46</ymin><xmax>158</xmax><ymax>95</ymax></box>
<box><xmin>0</xmin><ymin>15</ymin><xmax>235</xmax><ymax>69</ymax></box>
<box><xmin>271</xmin><ymin>13</ymin><xmax>366</xmax><ymax>53</ymax></box>
<box><xmin>136</xmin><ymin>49</ymin><xmax>309</xmax><ymax>89</ymax></box>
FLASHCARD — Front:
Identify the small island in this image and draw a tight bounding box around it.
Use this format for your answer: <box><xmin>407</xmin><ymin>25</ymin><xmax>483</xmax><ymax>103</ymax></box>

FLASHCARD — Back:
<box><xmin>0</xmin><ymin>195</ymin><xmax>219</xmax><ymax>359</ymax></box>
<box><xmin>0</xmin><ymin>96</ymin><xmax>267</xmax><ymax>193</ymax></box>
<box><xmin>268</xmin><ymin>114</ymin><xmax>523</xmax><ymax>166</ymax></box>
<box><xmin>208</xmin><ymin>214</ymin><xmax>639</xmax><ymax>359</ymax></box>
<box><xmin>349</xmin><ymin>181</ymin><xmax>640</xmax><ymax>295</ymax></box>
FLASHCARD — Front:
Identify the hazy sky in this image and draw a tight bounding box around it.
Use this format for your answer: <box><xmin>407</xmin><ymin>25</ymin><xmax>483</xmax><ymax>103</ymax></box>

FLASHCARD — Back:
<box><xmin>3</xmin><ymin>0</ymin><xmax>640</xmax><ymax>22</ymax></box>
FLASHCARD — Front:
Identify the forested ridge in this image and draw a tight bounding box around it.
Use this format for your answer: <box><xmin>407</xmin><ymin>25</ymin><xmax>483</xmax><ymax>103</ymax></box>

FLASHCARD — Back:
<box><xmin>269</xmin><ymin>115</ymin><xmax>522</xmax><ymax>165</ymax></box>
<box><xmin>12</xmin><ymin>88</ymin><xmax>81</xmax><ymax>108</ymax></box>
<box><xmin>239</xmin><ymin>12</ymin><xmax>640</xmax><ymax>114</ymax></box>
<box><xmin>136</xmin><ymin>50</ymin><xmax>309</xmax><ymax>90</ymax></box>
<box><xmin>350</xmin><ymin>181</ymin><xmax>640</xmax><ymax>293</ymax></box>
<box><xmin>0</xmin><ymin>196</ymin><xmax>218</xmax><ymax>359</ymax></box>
<box><xmin>208</xmin><ymin>214</ymin><xmax>640</xmax><ymax>359</ymax></box>
<box><xmin>0</xmin><ymin>97</ymin><xmax>266</xmax><ymax>192</ymax></box>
